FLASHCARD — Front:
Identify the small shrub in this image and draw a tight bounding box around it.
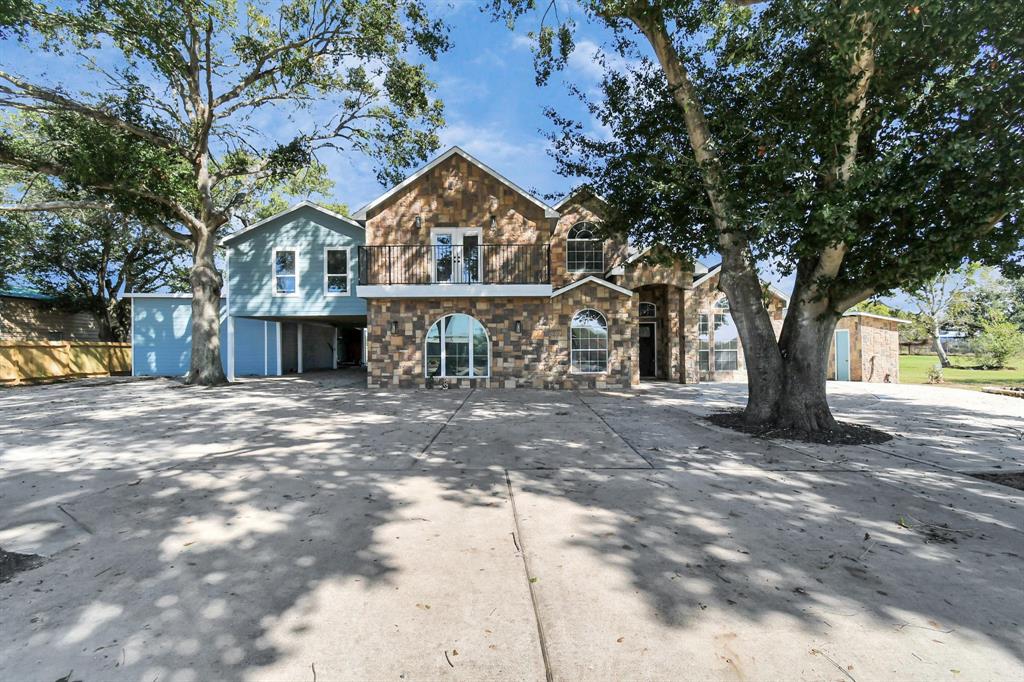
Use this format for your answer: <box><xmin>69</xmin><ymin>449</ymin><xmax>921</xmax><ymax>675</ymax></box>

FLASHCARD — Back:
<box><xmin>926</xmin><ymin>364</ymin><xmax>944</xmax><ymax>384</ymax></box>
<box><xmin>972</xmin><ymin>320</ymin><xmax>1024</xmax><ymax>368</ymax></box>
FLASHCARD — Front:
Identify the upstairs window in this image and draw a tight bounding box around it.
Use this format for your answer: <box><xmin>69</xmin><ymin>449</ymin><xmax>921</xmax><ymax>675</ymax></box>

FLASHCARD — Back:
<box><xmin>570</xmin><ymin>309</ymin><xmax>608</xmax><ymax>373</ymax></box>
<box><xmin>567</xmin><ymin>222</ymin><xmax>604</xmax><ymax>273</ymax></box>
<box><xmin>273</xmin><ymin>249</ymin><xmax>297</xmax><ymax>295</ymax></box>
<box><xmin>325</xmin><ymin>248</ymin><xmax>349</xmax><ymax>295</ymax></box>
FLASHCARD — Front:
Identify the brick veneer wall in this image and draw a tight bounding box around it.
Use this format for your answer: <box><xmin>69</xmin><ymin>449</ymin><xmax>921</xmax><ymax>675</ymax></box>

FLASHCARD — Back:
<box><xmin>366</xmin><ymin>281</ymin><xmax>637</xmax><ymax>389</ymax></box>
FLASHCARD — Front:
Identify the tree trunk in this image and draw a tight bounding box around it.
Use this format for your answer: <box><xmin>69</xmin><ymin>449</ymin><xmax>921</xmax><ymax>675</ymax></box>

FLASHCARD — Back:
<box><xmin>185</xmin><ymin>229</ymin><xmax>226</xmax><ymax>385</ymax></box>
<box><xmin>717</xmin><ymin>251</ymin><xmax>785</xmax><ymax>426</ymax></box>
<box><xmin>932</xmin><ymin>323</ymin><xmax>950</xmax><ymax>367</ymax></box>
<box><xmin>776</xmin><ymin>313</ymin><xmax>842</xmax><ymax>433</ymax></box>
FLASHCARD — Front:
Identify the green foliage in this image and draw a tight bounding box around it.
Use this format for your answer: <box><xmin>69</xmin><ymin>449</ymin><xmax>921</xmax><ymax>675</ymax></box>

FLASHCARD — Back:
<box><xmin>3</xmin><ymin>171</ymin><xmax>190</xmax><ymax>339</ymax></box>
<box><xmin>1</xmin><ymin>0</ymin><xmax>451</xmax><ymax>231</ymax></box>
<box><xmin>949</xmin><ymin>269</ymin><xmax>1024</xmax><ymax>335</ymax></box>
<box><xmin>498</xmin><ymin>0</ymin><xmax>1024</xmax><ymax>303</ymax></box>
<box><xmin>972</xmin><ymin>317</ymin><xmax>1024</xmax><ymax>369</ymax></box>
<box><xmin>926</xmin><ymin>364</ymin><xmax>944</xmax><ymax>384</ymax></box>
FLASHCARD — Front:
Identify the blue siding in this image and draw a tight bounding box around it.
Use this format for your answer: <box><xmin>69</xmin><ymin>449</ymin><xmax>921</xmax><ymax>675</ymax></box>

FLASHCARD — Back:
<box><xmin>226</xmin><ymin>205</ymin><xmax>366</xmax><ymax>318</ymax></box>
<box><xmin>234</xmin><ymin>318</ymin><xmax>277</xmax><ymax>376</ymax></box>
<box><xmin>132</xmin><ymin>298</ymin><xmax>228</xmax><ymax>376</ymax></box>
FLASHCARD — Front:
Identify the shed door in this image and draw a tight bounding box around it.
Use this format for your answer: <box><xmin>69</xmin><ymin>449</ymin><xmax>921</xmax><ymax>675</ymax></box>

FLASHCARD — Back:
<box><xmin>834</xmin><ymin>329</ymin><xmax>851</xmax><ymax>381</ymax></box>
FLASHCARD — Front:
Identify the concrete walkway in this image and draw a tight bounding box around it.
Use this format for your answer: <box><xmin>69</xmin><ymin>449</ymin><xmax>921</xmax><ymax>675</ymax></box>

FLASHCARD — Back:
<box><xmin>1</xmin><ymin>373</ymin><xmax>1021</xmax><ymax>681</ymax></box>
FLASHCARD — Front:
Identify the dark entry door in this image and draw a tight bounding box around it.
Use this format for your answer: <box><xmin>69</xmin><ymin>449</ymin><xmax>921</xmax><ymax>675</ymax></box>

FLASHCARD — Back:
<box><xmin>639</xmin><ymin>322</ymin><xmax>656</xmax><ymax>377</ymax></box>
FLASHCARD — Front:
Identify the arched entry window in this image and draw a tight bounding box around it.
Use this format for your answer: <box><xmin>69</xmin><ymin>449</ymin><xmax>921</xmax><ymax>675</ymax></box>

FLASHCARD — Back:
<box><xmin>425</xmin><ymin>314</ymin><xmax>490</xmax><ymax>378</ymax></box>
<box><xmin>570</xmin><ymin>309</ymin><xmax>608</xmax><ymax>373</ymax></box>
<box><xmin>567</xmin><ymin>222</ymin><xmax>604</xmax><ymax>272</ymax></box>
<box><xmin>639</xmin><ymin>302</ymin><xmax>657</xmax><ymax>318</ymax></box>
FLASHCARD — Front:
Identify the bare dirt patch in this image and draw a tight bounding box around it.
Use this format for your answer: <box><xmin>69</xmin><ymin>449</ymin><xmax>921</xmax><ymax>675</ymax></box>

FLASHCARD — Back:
<box><xmin>0</xmin><ymin>548</ymin><xmax>44</xmax><ymax>583</ymax></box>
<box><xmin>969</xmin><ymin>471</ymin><xmax>1024</xmax><ymax>491</ymax></box>
<box><xmin>706</xmin><ymin>409</ymin><xmax>893</xmax><ymax>445</ymax></box>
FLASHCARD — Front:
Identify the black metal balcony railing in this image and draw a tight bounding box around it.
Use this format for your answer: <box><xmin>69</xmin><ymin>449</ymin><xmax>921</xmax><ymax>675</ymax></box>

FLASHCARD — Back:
<box><xmin>358</xmin><ymin>244</ymin><xmax>550</xmax><ymax>286</ymax></box>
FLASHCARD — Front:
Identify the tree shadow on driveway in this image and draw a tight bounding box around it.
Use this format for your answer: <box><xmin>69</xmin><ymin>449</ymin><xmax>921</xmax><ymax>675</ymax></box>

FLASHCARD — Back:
<box><xmin>0</xmin><ymin>377</ymin><xmax>1021</xmax><ymax>680</ymax></box>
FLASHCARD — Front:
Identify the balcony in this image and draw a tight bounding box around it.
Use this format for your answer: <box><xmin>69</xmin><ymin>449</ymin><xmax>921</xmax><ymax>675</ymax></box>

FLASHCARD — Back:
<box><xmin>357</xmin><ymin>244</ymin><xmax>551</xmax><ymax>298</ymax></box>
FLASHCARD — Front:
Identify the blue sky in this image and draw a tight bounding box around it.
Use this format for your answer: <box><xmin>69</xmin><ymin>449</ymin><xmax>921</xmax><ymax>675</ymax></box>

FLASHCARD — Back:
<box><xmin>337</xmin><ymin>2</ymin><xmax>623</xmax><ymax>210</ymax></box>
<box><xmin>2</xmin><ymin>2</ymin><xmax>918</xmax><ymax>307</ymax></box>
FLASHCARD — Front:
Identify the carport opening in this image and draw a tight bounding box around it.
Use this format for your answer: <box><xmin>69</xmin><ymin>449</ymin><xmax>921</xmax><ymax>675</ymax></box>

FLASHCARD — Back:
<box><xmin>280</xmin><ymin>322</ymin><xmax>364</xmax><ymax>374</ymax></box>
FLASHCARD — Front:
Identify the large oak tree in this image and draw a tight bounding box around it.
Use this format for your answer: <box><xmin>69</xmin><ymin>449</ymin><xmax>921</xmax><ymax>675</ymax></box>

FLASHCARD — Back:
<box><xmin>493</xmin><ymin>0</ymin><xmax>1024</xmax><ymax>435</ymax></box>
<box><xmin>0</xmin><ymin>0</ymin><xmax>449</xmax><ymax>384</ymax></box>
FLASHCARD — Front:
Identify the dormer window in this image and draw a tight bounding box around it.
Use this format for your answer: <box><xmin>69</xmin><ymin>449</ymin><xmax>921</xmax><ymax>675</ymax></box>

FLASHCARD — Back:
<box><xmin>567</xmin><ymin>222</ymin><xmax>604</xmax><ymax>273</ymax></box>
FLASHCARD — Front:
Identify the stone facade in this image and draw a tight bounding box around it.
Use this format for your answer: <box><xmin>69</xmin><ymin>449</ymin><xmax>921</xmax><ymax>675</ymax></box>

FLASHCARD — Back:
<box><xmin>689</xmin><ymin>272</ymin><xmax>788</xmax><ymax>382</ymax></box>
<box><xmin>829</xmin><ymin>315</ymin><xmax>902</xmax><ymax>383</ymax></box>
<box><xmin>366</xmin><ymin>280</ymin><xmax>637</xmax><ymax>389</ymax></box>
<box><xmin>550</xmin><ymin>196</ymin><xmax>629</xmax><ymax>289</ymax></box>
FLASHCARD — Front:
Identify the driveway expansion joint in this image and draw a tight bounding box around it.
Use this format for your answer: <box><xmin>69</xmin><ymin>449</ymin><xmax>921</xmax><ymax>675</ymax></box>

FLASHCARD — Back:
<box><xmin>504</xmin><ymin>468</ymin><xmax>554</xmax><ymax>682</ymax></box>
<box><xmin>574</xmin><ymin>392</ymin><xmax>656</xmax><ymax>469</ymax></box>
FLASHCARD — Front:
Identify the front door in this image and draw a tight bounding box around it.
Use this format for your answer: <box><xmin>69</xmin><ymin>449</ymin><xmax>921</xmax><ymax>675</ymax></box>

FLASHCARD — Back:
<box><xmin>835</xmin><ymin>329</ymin><xmax>851</xmax><ymax>381</ymax></box>
<box><xmin>639</xmin><ymin>322</ymin><xmax>657</xmax><ymax>377</ymax></box>
<box><xmin>432</xmin><ymin>228</ymin><xmax>482</xmax><ymax>284</ymax></box>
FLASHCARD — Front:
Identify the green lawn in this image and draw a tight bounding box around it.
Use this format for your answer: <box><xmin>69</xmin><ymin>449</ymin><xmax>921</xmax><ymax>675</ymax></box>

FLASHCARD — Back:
<box><xmin>900</xmin><ymin>354</ymin><xmax>1024</xmax><ymax>389</ymax></box>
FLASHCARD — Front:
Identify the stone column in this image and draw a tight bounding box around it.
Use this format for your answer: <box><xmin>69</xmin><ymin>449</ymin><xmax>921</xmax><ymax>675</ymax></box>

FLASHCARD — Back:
<box><xmin>681</xmin><ymin>288</ymin><xmax>700</xmax><ymax>383</ymax></box>
<box><xmin>666</xmin><ymin>286</ymin><xmax>682</xmax><ymax>382</ymax></box>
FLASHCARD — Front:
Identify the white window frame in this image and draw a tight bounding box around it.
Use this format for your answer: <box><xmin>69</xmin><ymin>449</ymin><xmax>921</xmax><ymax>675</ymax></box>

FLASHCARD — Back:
<box><xmin>570</xmin><ymin>308</ymin><xmax>609</xmax><ymax>374</ymax></box>
<box><xmin>566</xmin><ymin>222</ymin><xmax>605</xmax><ymax>274</ymax></box>
<box><xmin>423</xmin><ymin>313</ymin><xmax>491</xmax><ymax>379</ymax></box>
<box><xmin>272</xmin><ymin>247</ymin><xmax>299</xmax><ymax>297</ymax></box>
<box><xmin>323</xmin><ymin>246</ymin><xmax>353</xmax><ymax>297</ymax></box>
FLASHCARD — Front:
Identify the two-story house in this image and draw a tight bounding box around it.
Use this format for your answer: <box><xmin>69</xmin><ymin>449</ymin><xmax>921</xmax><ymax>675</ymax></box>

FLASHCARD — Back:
<box><xmin>128</xmin><ymin>146</ymin><xmax>903</xmax><ymax>386</ymax></box>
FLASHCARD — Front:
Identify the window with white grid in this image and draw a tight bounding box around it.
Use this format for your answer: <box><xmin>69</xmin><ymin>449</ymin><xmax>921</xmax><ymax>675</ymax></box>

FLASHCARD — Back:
<box><xmin>566</xmin><ymin>222</ymin><xmax>604</xmax><ymax>272</ymax></box>
<box><xmin>570</xmin><ymin>309</ymin><xmax>608</xmax><ymax>373</ymax></box>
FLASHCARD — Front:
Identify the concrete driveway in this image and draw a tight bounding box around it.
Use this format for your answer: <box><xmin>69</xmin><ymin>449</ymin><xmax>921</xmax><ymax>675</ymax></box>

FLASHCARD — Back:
<box><xmin>1</xmin><ymin>372</ymin><xmax>1022</xmax><ymax>681</ymax></box>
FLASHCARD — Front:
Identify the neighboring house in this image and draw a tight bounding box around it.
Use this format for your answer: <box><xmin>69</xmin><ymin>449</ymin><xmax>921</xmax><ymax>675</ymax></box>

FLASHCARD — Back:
<box><xmin>127</xmin><ymin>146</ymin><xmax>902</xmax><ymax>386</ymax></box>
<box><xmin>0</xmin><ymin>288</ymin><xmax>102</xmax><ymax>341</ymax></box>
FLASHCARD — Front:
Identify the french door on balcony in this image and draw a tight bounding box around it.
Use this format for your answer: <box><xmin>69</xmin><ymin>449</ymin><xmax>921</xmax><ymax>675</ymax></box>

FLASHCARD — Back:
<box><xmin>431</xmin><ymin>228</ymin><xmax>481</xmax><ymax>284</ymax></box>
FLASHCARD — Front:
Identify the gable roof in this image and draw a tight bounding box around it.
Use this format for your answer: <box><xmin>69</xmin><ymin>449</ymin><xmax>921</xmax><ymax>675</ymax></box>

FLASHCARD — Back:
<box><xmin>843</xmin><ymin>311</ymin><xmax>911</xmax><ymax>324</ymax></box>
<box><xmin>220</xmin><ymin>201</ymin><xmax>363</xmax><ymax>246</ymax></box>
<box><xmin>691</xmin><ymin>263</ymin><xmax>791</xmax><ymax>304</ymax></box>
<box><xmin>351</xmin><ymin>146</ymin><xmax>560</xmax><ymax>220</ymax></box>
<box><xmin>553</xmin><ymin>188</ymin><xmax>608</xmax><ymax>211</ymax></box>
<box><xmin>550</xmin><ymin>275</ymin><xmax>634</xmax><ymax>298</ymax></box>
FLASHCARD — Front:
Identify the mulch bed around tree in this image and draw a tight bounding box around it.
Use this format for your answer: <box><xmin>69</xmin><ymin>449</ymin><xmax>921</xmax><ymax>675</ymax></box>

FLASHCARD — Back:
<box><xmin>969</xmin><ymin>471</ymin><xmax>1024</xmax><ymax>491</ymax></box>
<box><xmin>706</xmin><ymin>409</ymin><xmax>893</xmax><ymax>445</ymax></box>
<box><xmin>0</xmin><ymin>548</ymin><xmax>44</xmax><ymax>583</ymax></box>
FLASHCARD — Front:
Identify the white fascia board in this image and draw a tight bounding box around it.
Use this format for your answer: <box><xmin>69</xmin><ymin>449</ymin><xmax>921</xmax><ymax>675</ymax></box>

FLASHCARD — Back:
<box><xmin>358</xmin><ymin>284</ymin><xmax>553</xmax><ymax>298</ymax></box>
<box><xmin>553</xmin><ymin>189</ymin><xmax>608</xmax><ymax>210</ymax></box>
<box><xmin>551</xmin><ymin>276</ymin><xmax>633</xmax><ymax>298</ymax></box>
<box><xmin>352</xmin><ymin>146</ymin><xmax>560</xmax><ymax>220</ymax></box>
<box><xmin>843</xmin><ymin>311</ymin><xmax>912</xmax><ymax>324</ymax></box>
<box><xmin>120</xmin><ymin>292</ymin><xmax>195</xmax><ymax>299</ymax></box>
<box><xmin>690</xmin><ymin>263</ymin><xmax>722</xmax><ymax>289</ymax></box>
<box><xmin>768</xmin><ymin>285</ymin><xmax>791</xmax><ymax>304</ymax></box>
<box><xmin>220</xmin><ymin>201</ymin><xmax>364</xmax><ymax>246</ymax></box>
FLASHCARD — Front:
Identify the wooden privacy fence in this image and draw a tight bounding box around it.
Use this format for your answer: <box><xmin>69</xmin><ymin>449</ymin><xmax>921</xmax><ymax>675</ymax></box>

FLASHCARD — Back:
<box><xmin>0</xmin><ymin>340</ymin><xmax>131</xmax><ymax>385</ymax></box>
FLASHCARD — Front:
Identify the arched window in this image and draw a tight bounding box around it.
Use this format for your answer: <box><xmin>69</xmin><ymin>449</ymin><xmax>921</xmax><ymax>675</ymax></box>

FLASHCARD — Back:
<box><xmin>566</xmin><ymin>222</ymin><xmax>604</xmax><ymax>272</ymax></box>
<box><xmin>570</xmin><ymin>309</ymin><xmax>608</xmax><ymax>373</ymax></box>
<box><xmin>639</xmin><ymin>302</ymin><xmax>657</xmax><ymax>318</ymax></box>
<box><xmin>425</xmin><ymin>314</ymin><xmax>490</xmax><ymax>378</ymax></box>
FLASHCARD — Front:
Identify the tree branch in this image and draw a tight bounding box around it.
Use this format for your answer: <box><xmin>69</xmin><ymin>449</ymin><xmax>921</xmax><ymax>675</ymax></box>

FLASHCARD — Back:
<box><xmin>0</xmin><ymin>70</ymin><xmax>185</xmax><ymax>155</ymax></box>
<box><xmin>0</xmin><ymin>200</ymin><xmax>114</xmax><ymax>212</ymax></box>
